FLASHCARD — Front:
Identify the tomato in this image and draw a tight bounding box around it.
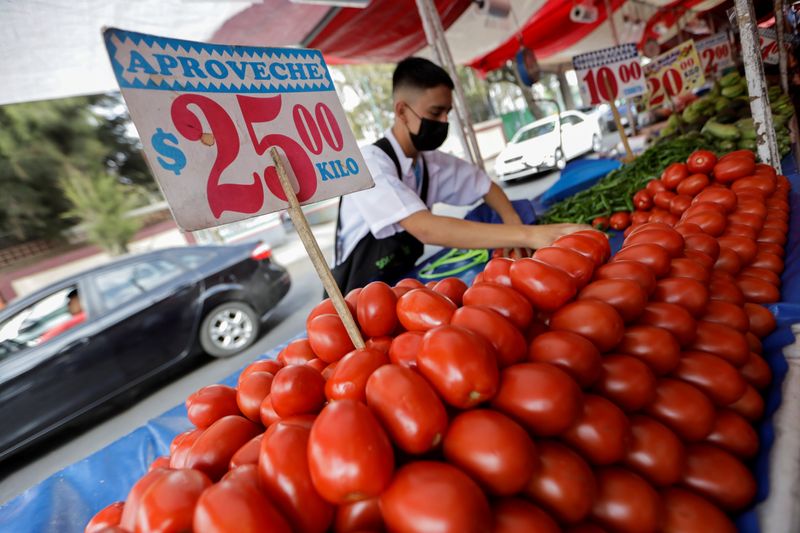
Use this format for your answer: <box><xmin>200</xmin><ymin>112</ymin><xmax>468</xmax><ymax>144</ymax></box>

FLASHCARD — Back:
<box><xmin>553</xmin><ymin>234</ymin><xmax>608</xmax><ymax>266</ymax></box>
<box><xmin>565</xmin><ymin>524</ymin><xmax>608</xmax><ymax>533</ymax></box>
<box><xmin>609</xmin><ymin>211</ymin><xmax>631</xmax><ymax>230</ymax></box>
<box><xmin>701</xmin><ymin>300</ymin><xmax>749</xmax><ymax>333</ymax></box>
<box><xmin>720</xmin><ymin>149</ymin><xmax>756</xmax><ymax>162</ymax></box>
<box><xmin>462</xmin><ymin>282</ymin><xmax>533</xmax><ymax>330</ymax></box>
<box><xmin>277</xmin><ymin>338</ymin><xmax>316</xmax><ymax>366</ymax></box>
<box><xmin>308</xmin><ymin>314</ymin><xmax>356</xmax><ymax>363</ymax></box>
<box><xmin>705</xmin><ymin>409</ymin><xmax>759</xmax><ymax>463</ymax></box>
<box><xmin>740</xmin><ymin>351</ymin><xmax>772</xmax><ymax>390</ymax></box>
<box><xmin>307</xmin><ymin>298</ymin><xmax>356</xmax><ymax>329</ymax></box>
<box><xmin>751</xmin><ymin>252</ymin><xmax>784</xmax><ymax>273</ymax></box>
<box><xmin>149</xmin><ymin>457</ymin><xmax>171</xmax><ymax>472</ymax></box>
<box><xmin>238</xmin><ymin>359</ymin><xmax>282</xmax><ymax>387</ymax></box>
<box><xmin>236</xmin><ymin>371</ymin><xmax>274</xmax><ymax>423</ymax></box>
<box><xmin>395</xmin><ymin>288</ymin><xmax>457</xmax><ymax>333</ymax></box>
<box><xmin>763</xmin><ymin>217</ymin><xmax>789</xmax><ymax>234</ymax></box>
<box><xmin>612</xmin><ymin>243</ymin><xmax>671</xmax><ymax>277</ymax></box>
<box><xmin>631</xmin><ymin>211</ymin><xmax>651</xmax><ymax>225</ymax></box>
<box><xmin>686</xmin><ymin>150</ymin><xmax>716</xmax><ymax>174</ymax></box>
<box><xmin>510</xmin><ymin>258</ymin><xmax>578</xmax><ymax>312</ymax></box>
<box><xmin>738</xmin><ymin>276</ymin><xmax>781</xmax><ymax>303</ymax></box>
<box><xmin>593</xmin><ymin>260</ymin><xmax>657</xmax><ymax>295</ymax></box>
<box><xmin>709</xmin><ymin>278</ymin><xmax>745</xmax><ymax>306</ymax></box>
<box><xmin>562</xmin><ymin>395</ymin><xmax>630</xmax><ymax>466</ymax></box>
<box><xmin>491</xmin><ymin>362</ymin><xmax>582</xmax><ymax>436</ymax></box>
<box><xmin>305</xmin><ymin>357</ymin><xmax>327</xmax><ymax>374</ymax></box>
<box><xmin>417</xmin><ymin>325</ymin><xmax>498</xmax><ymax>408</ymax></box>
<box><xmin>746</xmin><ymin>331</ymin><xmax>763</xmax><ymax>354</ymax></box>
<box><xmin>729</xmin><ymin>211</ymin><xmax>764</xmax><ymax>231</ymax></box>
<box><xmin>550</xmin><ymin>300</ymin><xmax>624</xmax><ymax>353</ymax></box>
<box><xmin>681</xmin><ymin>443</ymin><xmax>756</xmax><ymax>511</ymax></box>
<box><xmin>132</xmin><ymin>468</ymin><xmax>211</xmax><ymax>532</ymax></box>
<box><xmin>392</xmin><ymin>285</ymin><xmax>413</xmax><ymax>298</ymax></box>
<box><xmin>396</xmin><ymin>278</ymin><xmax>424</xmax><ymax>288</ymax></box>
<box><xmin>732</xmin><ymin>175</ymin><xmax>776</xmax><ymax>196</ymax></box>
<box><xmin>492</xmin><ymin>499</ymin><xmax>560</xmax><ymax>533</ymax></box>
<box><xmin>481</xmin><ymin>257</ymin><xmax>514</xmax><ymax>287</ymax></box>
<box><xmin>683</xmin><ymin>250</ymin><xmax>715</xmax><ymax>271</ymax></box>
<box><xmin>646</xmin><ymin>379</ymin><xmax>715</xmax><ymax>441</ymax></box>
<box><xmin>387</xmin><ymin>331</ymin><xmax>423</xmax><ymax>368</ymax></box>
<box><xmin>637</xmin><ymin>302</ymin><xmax>696</xmax><ymax>347</ymax></box>
<box><xmin>528</xmin><ymin>330</ymin><xmax>602</xmax><ymax>388</ymax></box>
<box><xmin>590</xmin><ymin>467</ymin><xmax>660</xmax><ymax>533</ymax></box>
<box><xmin>616</xmin><ymin>325</ymin><xmax>680</xmax><ymax>375</ymax></box>
<box><xmin>533</xmin><ymin>246</ymin><xmax>595</xmax><ymax>289</ymax></box>
<box><xmin>766</xmin><ymin>199</ymin><xmax>790</xmax><ymax>214</ymax></box>
<box><xmin>354</xmin><ymin>282</ymin><xmax>397</xmax><ymax>337</ymax></box>
<box><xmin>669</xmin><ymin>194</ymin><xmax>692</xmax><ymax>216</ymax></box>
<box><xmin>591</xmin><ymin>216</ymin><xmax>609</xmax><ymax>231</ymax></box>
<box><xmin>525</xmin><ymin>441</ymin><xmax>597</xmax><ymax>525</ymax></box>
<box><xmin>661</xmin><ymin>162</ymin><xmax>688</xmax><ymax>190</ymax></box>
<box><xmin>258</xmin><ymin>395</ymin><xmax>280</xmax><ymax>428</ymax></box>
<box><xmin>713</xmin><ymin>156</ymin><xmax>756</xmax><ymax>184</ymax></box>
<box><xmin>668</xmin><ymin>258</ymin><xmax>709</xmax><ymax>284</ymax></box>
<box><xmin>684</xmin><ymin>232</ymin><xmax>720</xmax><ymax>261</ymax></box>
<box><xmin>270</xmin><ymin>364</ymin><xmax>326</xmax><ymax>418</ymax></box>
<box><xmin>229</xmin><ymin>433</ymin><xmax>262</xmax><ymax>470</ymax></box>
<box><xmin>633</xmin><ymin>190</ymin><xmax>653</xmax><ymax>211</ymax></box>
<box><xmin>649</xmin><ymin>210</ymin><xmax>679</xmax><ymax>226</ymax></box>
<box><xmin>743</xmin><ymin>302</ymin><xmax>776</xmax><ymax>338</ymax></box>
<box><xmin>120</xmin><ymin>468</ymin><xmax>172</xmax><ymax>530</ymax></box>
<box><xmin>577</xmin><ymin>279</ymin><xmax>647</xmax><ymax>324</ymax></box>
<box><xmin>621</xmin><ymin>415</ymin><xmax>685</xmax><ymax>487</ymax></box>
<box><xmin>660</xmin><ymin>488</ymin><xmax>736</xmax><ymax>533</ymax></box>
<box><xmin>652</xmin><ymin>191</ymin><xmax>675</xmax><ymax>211</ymax></box>
<box><xmin>325</xmin><ymin>348</ymin><xmax>388</xmax><ymax>403</ymax></box>
<box><xmin>85</xmin><ymin>502</ymin><xmax>125</xmax><ymax>533</ymax></box>
<box><xmin>433</xmin><ymin>277</ymin><xmax>468</xmax><ymax>306</ymax></box>
<box><xmin>333</xmin><ymin>499</ymin><xmax>383</xmax><ymax>533</ymax></box>
<box><xmin>186</xmin><ymin>384</ymin><xmax>240</xmax><ymax>429</ymax></box>
<box><xmin>696</xmin><ymin>187</ymin><xmax>739</xmax><ymax>211</ymax></box>
<box><xmin>170</xmin><ymin>429</ymin><xmax>204</xmax><ymax>469</ymax></box>
<box><xmin>758</xmin><ymin>241</ymin><xmax>785</xmax><ymax>258</ymax></box>
<box><xmin>624</xmin><ymin>228</ymin><xmax>684</xmax><ymax>257</ymax></box>
<box><xmin>720</xmin><ymin>236</ymin><xmax>758</xmax><ymax>265</ymax></box>
<box><xmin>729</xmin><ymin>384</ymin><xmax>765</xmax><ymax>421</ymax></box>
<box><xmin>452</xmin><ymin>306</ymin><xmax>527</xmax><ymax>368</ymax></box>
<box><xmin>593</xmin><ymin>354</ymin><xmax>656</xmax><ymax>412</ymax></box>
<box><xmin>365</xmin><ymin>335</ymin><xmax>392</xmax><ymax>355</ymax></box>
<box><xmin>689</xmin><ymin>321</ymin><xmax>749</xmax><ymax>368</ymax></box>
<box><xmin>646</xmin><ymin>179</ymin><xmax>667</xmax><ymax>195</ymax></box>
<box><xmin>183</xmin><ymin>415</ymin><xmax>261</xmax><ymax>481</ymax></box>
<box><xmin>653</xmin><ymin>277</ymin><xmax>709</xmax><ymax>318</ymax></box>
<box><xmin>713</xmin><ymin>246</ymin><xmax>742</xmax><ymax>275</ymax></box>
<box><xmin>366</xmin><ymin>365</ymin><xmax>448</xmax><ymax>454</ymax></box>
<box><xmin>737</xmin><ymin>200</ymin><xmax>768</xmax><ymax>220</ymax></box>
<box><xmin>258</xmin><ymin>418</ymin><xmax>334</xmax><ymax>532</ymax></box>
<box><xmin>444</xmin><ymin>410</ymin><xmax>538</xmax><ymax>496</ymax></box>
<box><xmin>675</xmin><ymin>221</ymin><xmax>704</xmax><ymax>236</ymax></box>
<box><xmin>725</xmin><ymin>223</ymin><xmax>760</xmax><ymax>241</ymax></box>
<box><xmin>682</xmin><ymin>211</ymin><xmax>726</xmax><ymax>237</ymax></box>
<box><xmin>674</xmin><ymin>351</ymin><xmax>746</xmax><ymax>406</ymax></box>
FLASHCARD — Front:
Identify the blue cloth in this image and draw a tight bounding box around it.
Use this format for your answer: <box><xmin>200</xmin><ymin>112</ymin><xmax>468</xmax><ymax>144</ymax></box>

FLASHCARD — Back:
<box><xmin>539</xmin><ymin>158</ymin><xmax>622</xmax><ymax>206</ymax></box>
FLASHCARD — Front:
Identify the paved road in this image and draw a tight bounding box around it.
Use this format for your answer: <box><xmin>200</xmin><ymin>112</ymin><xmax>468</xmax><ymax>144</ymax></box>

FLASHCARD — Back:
<box><xmin>0</xmin><ymin>167</ymin><xmax>560</xmax><ymax>505</ymax></box>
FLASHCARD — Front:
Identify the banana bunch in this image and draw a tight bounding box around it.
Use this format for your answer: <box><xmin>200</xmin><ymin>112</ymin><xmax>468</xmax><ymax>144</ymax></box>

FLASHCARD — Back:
<box><xmin>719</xmin><ymin>71</ymin><xmax>747</xmax><ymax>98</ymax></box>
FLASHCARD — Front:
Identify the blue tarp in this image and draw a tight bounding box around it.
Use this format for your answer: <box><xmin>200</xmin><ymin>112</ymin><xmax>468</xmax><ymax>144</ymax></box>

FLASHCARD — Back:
<box><xmin>1</xmin><ymin>154</ymin><xmax>798</xmax><ymax>533</ymax></box>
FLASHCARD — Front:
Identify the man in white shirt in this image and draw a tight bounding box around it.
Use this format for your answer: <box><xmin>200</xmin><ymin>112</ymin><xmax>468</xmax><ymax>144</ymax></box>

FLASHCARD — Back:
<box><xmin>332</xmin><ymin>57</ymin><xmax>589</xmax><ymax>293</ymax></box>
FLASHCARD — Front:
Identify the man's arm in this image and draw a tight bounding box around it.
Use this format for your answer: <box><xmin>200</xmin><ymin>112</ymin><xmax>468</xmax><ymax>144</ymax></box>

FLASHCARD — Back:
<box><xmin>483</xmin><ymin>182</ymin><xmax>522</xmax><ymax>225</ymax></box>
<box><xmin>399</xmin><ymin>210</ymin><xmax>590</xmax><ymax>250</ymax></box>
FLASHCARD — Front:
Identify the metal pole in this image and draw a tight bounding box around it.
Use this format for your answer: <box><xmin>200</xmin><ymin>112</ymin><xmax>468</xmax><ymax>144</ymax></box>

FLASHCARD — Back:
<box><xmin>734</xmin><ymin>0</ymin><xmax>782</xmax><ymax>171</ymax></box>
<box><xmin>774</xmin><ymin>0</ymin><xmax>789</xmax><ymax>93</ymax></box>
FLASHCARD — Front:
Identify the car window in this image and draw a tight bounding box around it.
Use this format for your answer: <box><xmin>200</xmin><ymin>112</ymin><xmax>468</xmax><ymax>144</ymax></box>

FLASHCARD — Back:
<box><xmin>0</xmin><ymin>286</ymin><xmax>79</xmax><ymax>355</ymax></box>
<box><xmin>95</xmin><ymin>260</ymin><xmax>183</xmax><ymax>308</ymax></box>
<box><xmin>561</xmin><ymin>115</ymin><xmax>583</xmax><ymax>126</ymax></box>
<box><xmin>513</xmin><ymin>121</ymin><xmax>555</xmax><ymax>143</ymax></box>
<box><xmin>170</xmin><ymin>250</ymin><xmax>216</xmax><ymax>270</ymax></box>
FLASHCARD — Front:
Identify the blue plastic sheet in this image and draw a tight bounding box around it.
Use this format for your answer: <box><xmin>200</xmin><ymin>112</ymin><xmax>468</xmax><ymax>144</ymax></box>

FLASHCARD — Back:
<box><xmin>539</xmin><ymin>158</ymin><xmax>622</xmax><ymax>206</ymax></box>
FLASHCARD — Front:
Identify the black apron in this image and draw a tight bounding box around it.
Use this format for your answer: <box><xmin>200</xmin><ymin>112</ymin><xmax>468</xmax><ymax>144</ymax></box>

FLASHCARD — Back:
<box><xmin>331</xmin><ymin>137</ymin><xmax>429</xmax><ymax>294</ymax></box>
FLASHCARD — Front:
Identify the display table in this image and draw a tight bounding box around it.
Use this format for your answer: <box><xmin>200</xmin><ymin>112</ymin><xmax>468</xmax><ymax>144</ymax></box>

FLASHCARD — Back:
<box><xmin>2</xmin><ymin>154</ymin><xmax>799</xmax><ymax>533</ymax></box>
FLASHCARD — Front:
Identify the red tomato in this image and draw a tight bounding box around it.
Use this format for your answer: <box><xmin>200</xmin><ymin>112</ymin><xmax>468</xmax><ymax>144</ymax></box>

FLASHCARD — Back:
<box><xmin>553</xmin><ymin>234</ymin><xmax>608</xmax><ymax>266</ymax></box>
<box><xmin>701</xmin><ymin>300</ymin><xmax>749</xmax><ymax>333</ymax></box>
<box><xmin>533</xmin><ymin>246</ymin><xmax>595</xmax><ymax>289</ymax></box>
<box><xmin>550</xmin><ymin>300</ymin><xmax>624</xmax><ymax>353</ymax></box>
<box><xmin>183</xmin><ymin>415</ymin><xmax>261</xmax><ymax>481</ymax></box>
<box><xmin>646</xmin><ymin>379</ymin><xmax>715</xmax><ymax>442</ymax></box>
<box><xmin>492</xmin><ymin>499</ymin><xmax>560</xmax><ymax>533</ymax></box>
<box><xmin>713</xmin><ymin>157</ymin><xmax>756</xmax><ymax>184</ymax></box>
<box><xmin>593</xmin><ymin>260</ymin><xmax>657</xmax><ymax>295</ymax></box>
<box><xmin>623</xmin><ymin>228</ymin><xmax>684</xmax><ymax>257</ymax></box>
<box><xmin>751</xmin><ymin>252</ymin><xmax>784</xmax><ymax>273</ymax></box>
<box><xmin>345</xmin><ymin>288</ymin><xmax>362</xmax><ymax>311</ymax></box>
<box><xmin>562</xmin><ymin>395</ymin><xmax>630</xmax><ymax>465</ymax></box>
<box><xmin>729</xmin><ymin>384</ymin><xmax>765</xmax><ymax>421</ymax></box>
<box><xmin>577</xmin><ymin>279</ymin><xmax>647</xmax><ymax>323</ymax></box>
<box><xmin>687</xmin><ymin>150</ymin><xmax>717</xmax><ymax>173</ymax></box>
<box><xmin>762</xmin><ymin>218</ymin><xmax>789</xmax><ymax>234</ymax></box>
<box><xmin>633</xmin><ymin>190</ymin><xmax>653</xmax><ymax>211</ymax></box>
<box><xmin>387</xmin><ymin>331</ymin><xmax>423</xmax><ymax>368</ymax></box>
<box><xmin>482</xmin><ymin>257</ymin><xmax>514</xmax><ymax>287</ymax></box>
<box><xmin>270</xmin><ymin>364</ymin><xmax>326</xmax><ymax>418</ymax></box>
<box><xmin>724</xmin><ymin>223</ymin><xmax>759</xmax><ymax>240</ymax></box>
<box><xmin>590</xmin><ymin>468</ymin><xmax>660</xmax><ymax>533</ymax></box>
<box><xmin>695</xmin><ymin>186</ymin><xmax>739</xmax><ymax>211</ymax></box>
<box><xmin>396</xmin><ymin>288</ymin><xmax>457</xmax><ymax>332</ymax></box>
<box><xmin>334</xmin><ymin>498</ymin><xmax>383</xmax><ymax>533</ymax></box>
<box><xmin>308</xmin><ymin>314</ymin><xmax>356</xmax><ymax>363</ymax></box>
<box><xmin>510</xmin><ymin>258</ymin><xmax>578</xmax><ymax>312</ymax></box>
<box><xmin>743</xmin><ymin>303</ymin><xmax>776</xmax><ymax>338</ymax></box>
<box><xmin>661</xmin><ymin>162</ymin><xmax>689</xmax><ymax>189</ymax></box>
<box><xmin>740</xmin><ymin>351</ymin><xmax>772</xmax><ymax>390</ymax></box>
<box><xmin>631</xmin><ymin>211</ymin><xmax>651</xmax><ymax>225</ymax></box>
<box><xmin>307</xmin><ymin>358</ymin><xmax>327</xmax><ymax>373</ymax></box>
<box><xmin>325</xmin><ymin>348</ymin><xmax>388</xmax><ymax>403</ymax></box>
<box><xmin>746</xmin><ymin>331</ymin><xmax>763</xmax><ymax>354</ymax></box>
<box><xmin>732</xmin><ymin>175</ymin><xmax>777</xmax><ymax>196</ymax></box>
<box><xmin>612</xmin><ymin>243</ymin><xmax>671</xmax><ymax>277</ymax></box>
<box><xmin>229</xmin><ymin>433</ymin><xmax>262</xmax><ymax>470</ymax></box>
<box><xmin>236</xmin><ymin>371</ymin><xmax>273</xmax><ymax>423</ymax></box>
<box><xmin>120</xmin><ymin>468</ymin><xmax>171</xmax><ymax>531</ymax></box>
<box><xmin>278</xmin><ymin>338</ymin><xmax>316</xmax><ymax>366</ymax></box>
<box><xmin>616</xmin><ymin>325</ymin><xmax>680</xmax><ymax>375</ymax></box>
<box><xmin>719</xmin><ymin>236</ymin><xmax>758</xmax><ymax>264</ymax></box>
<box><xmin>259</xmin><ymin>395</ymin><xmax>280</xmax><ymax>428</ymax></box>
<box><xmin>646</xmin><ymin>179</ymin><xmax>667</xmax><ymax>195</ymax></box>
<box><xmin>308</xmin><ymin>400</ymin><xmax>394</xmax><ymax>504</ymax></box>
<box><xmin>637</xmin><ymin>302</ymin><xmax>696</xmax><ymax>347</ymax></box>
<box><xmin>669</xmin><ymin>195</ymin><xmax>692</xmax><ymax>216</ymax></box>
<box><xmin>462</xmin><ymin>282</ymin><xmax>533</xmax><ymax>330</ymax></box>
<box><xmin>653</xmin><ymin>191</ymin><xmax>676</xmax><ymax>210</ymax></box>
<box><xmin>709</xmin><ymin>278</ymin><xmax>746</xmax><ymax>306</ymax></box>
<box><xmin>85</xmin><ymin>502</ymin><xmax>124</xmax><ymax>533</ymax></box>
<box><xmin>170</xmin><ymin>430</ymin><xmax>204</xmax><ymax>468</ymax></box>
<box><xmin>729</xmin><ymin>211</ymin><xmax>765</xmax><ymax>231</ymax></box>
<box><xmin>705</xmin><ymin>409</ymin><xmax>759</xmax><ymax>460</ymax></box>
<box><xmin>714</xmin><ymin>246</ymin><xmax>742</xmax><ymax>275</ymax></box>
<box><xmin>237</xmin><ymin>359</ymin><xmax>283</xmax><ymax>387</ymax></box>
<box><xmin>683</xmin><ymin>250</ymin><xmax>715</xmax><ymax>270</ymax></box>
<box><xmin>609</xmin><ymin>211</ymin><xmax>632</xmax><ymax>230</ymax></box>
<box><xmin>738</xmin><ymin>276</ymin><xmax>781</xmax><ymax>303</ymax></box>
<box><xmin>365</xmin><ymin>335</ymin><xmax>392</xmax><ymax>355</ymax></box>
<box><xmin>148</xmin><ymin>457</ymin><xmax>170</xmax><ymax>472</ymax></box>
<box><xmin>738</xmin><ymin>200</ymin><xmax>768</xmax><ymax>220</ymax></box>
<box><xmin>452</xmin><ymin>306</ymin><xmax>527</xmax><ymax>368</ymax></box>
<box><xmin>681</xmin><ymin>444</ymin><xmax>756</xmax><ymax>511</ymax></box>
<box><xmin>682</xmin><ymin>211</ymin><xmax>726</xmax><ymax>237</ymax></box>
<box><xmin>674</xmin><ymin>351</ymin><xmax>746</xmax><ymax>405</ymax></box>
<box><xmin>757</xmin><ymin>241</ymin><xmax>785</xmax><ymax>258</ymax></box>
<box><xmin>668</xmin><ymin>258</ymin><xmax>709</xmax><ymax>284</ymax></box>
<box><xmin>678</xmin><ymin>173</ymin><xmax>710</xmax><ymax>196</ymax></box>
<box><xmin>525</xmin><ymin>441</ymin><xmax>597</xmax><ymax>525</ymax></box>
<box><xmin>307</xmin><ymin>298</ymin><xmax>356</xmax><ymax>329</ymax></box>
<box><xmin>689</xmin><ymin>321</ymin><xmax>749</xmax><ymax>367</ymax></box>
<box><xmin>491</xmin><ymin>362</ymin><xmax>582</xmax><ymax>436</ymax></box>
<box><xmin>571</xmin><ymin>229</ymin><xmax>612</xmax><ymax>260</ymax></box>
<box><xmin>443</xmin><ymin>409</ymin><xmax>538</xmax><ymax>496</ymax></box>
<box><xmin>134</xmin><ymin>469</ymin><xmax>211</xmax><ymax>533</ymax></box>
<box><xmin>433</xmin><ymin>277</ymin><xmax>468</xmax><ymax>306</ymax></box>
<box><xmin>652</xmin><ymin>277</ymin><xmax>709</xmax><ymax>318</ymax></box>
<box><xmin>528</xmin><ymin>330</ymin><xmax>602</xmax><ymax>388</ymax></box>
<box><xmin>593</xmin><ymin>354</ymin><xmax>656</xmax><ymax>412</ymax></box>
<box><xmin>392</xmin><ymin>285</ymin><xmax>413</xmax><ymax>298</ymax></box>
<box><xmin>719</xmin><ymin>149</ymin><xmax>756</xmax><ymax>162</ymax></box>
<box><xmin>186</xmin><ymin>384</ymin><xmax>240</xmax><ymax>429</ymax></box>
<box><xmin>380</xmin><ymin>461</ymin><xmax>491</xmax><ymax>532</ymax></box>
<box><xmin>417</xmin><ymin>325</ymin><xmax>498</xmax><ymax>409</ymax></box>
<box><xmin>684</xmin><ymin>233</ymin><xmax>720</xmax><ymax>261</ymax></box>
<box><xmin>675</xmin><ymin>221</ymin><xmax>704</xmax><ymax>237</ymax></box>
<box><xmin>366</xmin><ymin>364</ymin><xmax>448</xmax><ymax>454</ymax></box>
<box><xmin>660</xmin><ymin>488</ymin><xmax>736</xmax><ymax>533</ymax></box>
<box><xmin>355</xmin><ymin>282</ymin><xmax>397</xmax><ymax>337</ymax></box>
<box><xmin>396</xmin><ymin>278</ymin><xmax>424</xmax><ymax>289</ymax></box>
<box><xmin>623</xmin><ymin>415</ymin><xmax>685</xmax><ymax>487</ymax></box>
<box><xmin>258</xmin><ymin>418</ymin><xmax>334</xmax><ymax>532</ymax></box>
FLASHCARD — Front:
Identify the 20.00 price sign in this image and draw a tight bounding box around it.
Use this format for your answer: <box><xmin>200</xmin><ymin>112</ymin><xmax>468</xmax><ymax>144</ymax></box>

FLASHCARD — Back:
<box><xmin>573</xmin><ymin>44</ymin><xmax>646</xmax><ymax>106</ymax></box>
<box><xmin>103</xmin><ymin>28</ymin><xmax>373</xmax><ymax>231</ymax></box>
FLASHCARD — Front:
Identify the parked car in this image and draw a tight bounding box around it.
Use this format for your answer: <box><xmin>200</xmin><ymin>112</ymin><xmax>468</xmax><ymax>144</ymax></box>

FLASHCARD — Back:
<box><xmin>495</xmin><ymin>110</ymin><xmax>602</xmax><ymax>181</ymax></box>
<box><xmin>0</xmin><ymin>242</ymin><xmax>290</xmax><ymax>462</ymax></box>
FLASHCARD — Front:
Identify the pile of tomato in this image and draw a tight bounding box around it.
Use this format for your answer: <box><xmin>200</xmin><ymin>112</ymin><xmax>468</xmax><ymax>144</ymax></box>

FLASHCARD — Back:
<box><xmin>86</xmin><ymin>148</ymin><xmax>789</xmax><ymax>533</ymax></box>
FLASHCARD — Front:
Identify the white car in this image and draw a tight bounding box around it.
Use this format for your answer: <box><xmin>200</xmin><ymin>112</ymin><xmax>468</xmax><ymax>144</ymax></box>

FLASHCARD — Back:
<box><xmin>495</xmin><ymin>111</ymin><xmax>602</xmax><ymax>182</ymax></box>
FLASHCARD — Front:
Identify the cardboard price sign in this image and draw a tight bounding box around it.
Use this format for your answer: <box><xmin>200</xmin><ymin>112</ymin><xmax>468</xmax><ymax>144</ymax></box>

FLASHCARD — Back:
<box><xmin>645</xmin><ymin>40</ymin><xmax>706</xmax><ymax>109</ymax></box>
<box><xmin>572</xmin><ymin>44</ymin><xmax>646</xmax><ymax>106</ymax></box>
<box><xmin>695</xmin><ymin>32</ymin><xmax>735</xmax><ymax>77</ymax></box>
<box><xmin>102</xmin><ymin>28</ymin><xmax>373</xmax><ymax>232</ymax></box>
<box><xmin>758</xmin><ymin>28</ymin><xmax>789</xmax><ymax>65</ymax></box>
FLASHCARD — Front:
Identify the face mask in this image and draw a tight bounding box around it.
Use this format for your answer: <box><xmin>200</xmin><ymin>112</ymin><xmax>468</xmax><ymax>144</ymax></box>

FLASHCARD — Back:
<box><xmin>405</xmin><ymin>105</ymin><xmax>449</xmax><ymax>151</ymax></box>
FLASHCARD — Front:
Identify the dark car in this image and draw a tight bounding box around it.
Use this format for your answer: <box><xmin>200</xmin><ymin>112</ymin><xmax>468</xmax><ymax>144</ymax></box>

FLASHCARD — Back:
<box><xmin>0</xmin><ymin>242</ymin><xmax>290</xmax><ymax>462</ymax></box>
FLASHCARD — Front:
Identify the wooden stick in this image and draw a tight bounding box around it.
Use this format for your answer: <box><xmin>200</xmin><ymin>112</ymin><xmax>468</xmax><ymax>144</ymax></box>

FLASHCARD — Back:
<box><xmin>602</xmin><ymin>76</ymin><xmax>635</xmax><ymax>161</ymax></box>
<box><xmin>269</xmin><ymin>147</ymin><xmax>365</xmax><ymax>350</ymax></box>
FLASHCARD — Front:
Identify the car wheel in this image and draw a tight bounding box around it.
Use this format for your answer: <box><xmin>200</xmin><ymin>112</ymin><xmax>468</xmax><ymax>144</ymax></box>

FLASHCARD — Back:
<box><xmin>200</xmin><ymin>301</ymin><xmax>260</xmax><ymax>358</ymax></box>
<box><xmin>555</xmin><ymin>148</ymin><xmax>567</xmax><ymax>170</ymax></box>
<box><xmin>592</xmin><ymin>133</ymin><xmax>602</xmax><ymax>152</ymax></box>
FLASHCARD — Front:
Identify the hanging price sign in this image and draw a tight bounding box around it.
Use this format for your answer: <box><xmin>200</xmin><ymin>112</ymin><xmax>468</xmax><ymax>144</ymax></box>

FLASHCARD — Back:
<box><xmin>644</xmin><ymin>40</ymin><xmax>706</xmax><ymax>109</ymax></box>
<box><xmin>758</xmin><ymin>28</ymin><xmax>790</xmax><ymax>65</ymax></box>
<box><xmin>102</xmin><ymin>28</ymin><xmax>373</xmax><ymax>231</ymax></box>
<box><xmin>572</xmin><ymin>43</ymin><xmax>646</xmax><ymax>106</ymax></box>
<box><xmin>695</xmin><ymin>32</ymin><xmax>735</xmax><ymax>78</ymax></box>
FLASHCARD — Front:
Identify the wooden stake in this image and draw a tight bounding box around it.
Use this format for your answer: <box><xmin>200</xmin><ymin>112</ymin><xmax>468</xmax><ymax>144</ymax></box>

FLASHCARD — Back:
<box><xmin>602</xmin><ymin>76</ymin><xmax>635</xmax><ymax>161</ymax></box>
<box><xmin>269</xmin><ymin>147</ymin><xmax>365</xmax><ymax>350</ymax></box>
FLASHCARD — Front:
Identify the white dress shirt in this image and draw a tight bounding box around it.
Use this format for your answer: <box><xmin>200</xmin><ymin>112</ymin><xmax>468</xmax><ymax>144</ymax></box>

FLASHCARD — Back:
<box><xmin>336</xmin><ymin>130</ymin><xmax>492</xmax><ymax>264</ymax></box>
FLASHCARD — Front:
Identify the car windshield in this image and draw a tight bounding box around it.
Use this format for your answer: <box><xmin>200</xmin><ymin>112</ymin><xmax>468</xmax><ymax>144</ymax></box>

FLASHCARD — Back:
<box><xmin>511</xmin><ymin>121</ymin><xmax>556</xmax><ymax>143</ymax></box>
<box><xmin>0</xmin><ymin>287</ymin><xmax>77</xmax><ymax>354</ymax></box>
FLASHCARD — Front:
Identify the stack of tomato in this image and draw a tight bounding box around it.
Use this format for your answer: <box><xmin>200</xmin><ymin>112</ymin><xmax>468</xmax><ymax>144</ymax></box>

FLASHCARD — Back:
<box><xmin>86</xmin><ymin>148</ymin><xmax>789</xmax><ymax>533</ymax></box>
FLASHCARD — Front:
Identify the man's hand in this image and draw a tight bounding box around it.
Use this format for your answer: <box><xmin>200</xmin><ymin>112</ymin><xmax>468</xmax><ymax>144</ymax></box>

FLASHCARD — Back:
<box><xmin>528</xmin><ymin>223</ymin><xmax>594</xmax><ymax>249</ymax></box>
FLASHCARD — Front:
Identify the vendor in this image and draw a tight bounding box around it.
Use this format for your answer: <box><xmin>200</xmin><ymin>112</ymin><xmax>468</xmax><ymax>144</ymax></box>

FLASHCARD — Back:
<box><xmin>332</xmin><ymin>57</ymin><xmax>589</xmax><ymax>293</ymax></box>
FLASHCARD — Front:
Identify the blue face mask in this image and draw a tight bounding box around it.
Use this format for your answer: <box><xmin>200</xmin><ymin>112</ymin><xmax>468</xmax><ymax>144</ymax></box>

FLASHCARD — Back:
<box><xmin>406</xmin><ymin>105</ymin><xmax>449</xmax><ymax>151</ymax></box>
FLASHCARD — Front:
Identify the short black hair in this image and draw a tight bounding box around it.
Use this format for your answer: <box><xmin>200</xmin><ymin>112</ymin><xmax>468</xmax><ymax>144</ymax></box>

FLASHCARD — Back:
<box><xmin>66</xmin><ymin>288</ymin><xmax>78</xmax><ymax>300</ymax></box>
<box><xmin>393</xmin><ymin>57</ymin><xmax>454</xmax><ymax>95</ymax></box>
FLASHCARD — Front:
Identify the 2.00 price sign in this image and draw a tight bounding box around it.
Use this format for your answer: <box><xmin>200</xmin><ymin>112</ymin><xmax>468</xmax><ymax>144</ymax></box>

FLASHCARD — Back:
<box><xmin>695</xmin><ymin>32</ymin><xmax>735</xmax><ymax>78</ymax></box>
<box><xmin>103</xmin><ymin>28</ymin><xmax>373</xmax><ymax>231</ymax></box>
<box><xmin>573</xmin><ymin>44</ymin><xmax>646</xmax><ymax>106</ymax></box>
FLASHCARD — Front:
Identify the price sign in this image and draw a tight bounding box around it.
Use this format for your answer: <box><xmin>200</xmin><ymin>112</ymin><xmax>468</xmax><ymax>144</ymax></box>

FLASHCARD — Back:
<box><xmin>572</xmin><ymin>44</ymin><xmax>646</xmax><ymax>106</ymax></box>
<box><xmin>758</xmin><ymin>28</ymin><xmax>790</xmax><ymax>65</ymax></box>
<box><xmin>644</xmin><ymin>40</ymin><xmax>706</xmax><ymax>109</ymax></box>
<box><xmin>103</xmin><ymin>28</ymin><xmax>373</xmax><ymax>232</ymax></box>
<box><xmin>695</xmin><ymin>32</ymin><xmax>735</xmax><ymax>78</ymax></box>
